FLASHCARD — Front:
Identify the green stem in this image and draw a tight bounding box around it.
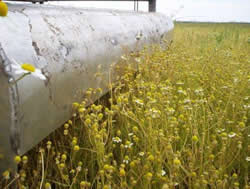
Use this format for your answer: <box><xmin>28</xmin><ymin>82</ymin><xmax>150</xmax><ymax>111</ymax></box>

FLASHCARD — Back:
<box><xmin>13</xmin><ymin>73</ymin><xmax>31</xmax><ymax>84</ymax></box>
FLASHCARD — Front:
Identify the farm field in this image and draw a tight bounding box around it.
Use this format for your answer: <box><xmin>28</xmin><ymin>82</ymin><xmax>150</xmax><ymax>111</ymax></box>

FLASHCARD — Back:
<box><xmin>1</xmin><ymin>22</ymin><xmax>250</xmax><ymax>189</ymax></box>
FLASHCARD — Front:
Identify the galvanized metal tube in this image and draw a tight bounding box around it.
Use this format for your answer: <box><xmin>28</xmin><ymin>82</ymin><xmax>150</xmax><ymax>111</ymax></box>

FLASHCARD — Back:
<box><xmin>0</xmin><ymin>3</ymin><xmax>173</xmax><ymax>172</ymax></box>
<box><xmin>149</xmin><ymin>0</ymin><xmax>156</xmax><ymax>12</ymax></box>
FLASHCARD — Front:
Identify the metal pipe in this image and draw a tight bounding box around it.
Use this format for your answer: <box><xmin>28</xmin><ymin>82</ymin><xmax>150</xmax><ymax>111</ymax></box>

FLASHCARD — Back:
<box><xmin>149</xmin><ymin>0</ymin><xmax>156</xmax><ymax>12</ymax></box>
<box><xmin>0</xmin><ymin>3</ymin><xmax>172</xmax><ymax>173</ymax></box>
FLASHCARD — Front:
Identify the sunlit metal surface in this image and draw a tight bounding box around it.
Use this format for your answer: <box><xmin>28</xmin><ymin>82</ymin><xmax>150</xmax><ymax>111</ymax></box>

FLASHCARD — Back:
<box><xmin>0</xmin><ymin>3</ymin><xmax>173</xmax><ymax>172</ymax></box>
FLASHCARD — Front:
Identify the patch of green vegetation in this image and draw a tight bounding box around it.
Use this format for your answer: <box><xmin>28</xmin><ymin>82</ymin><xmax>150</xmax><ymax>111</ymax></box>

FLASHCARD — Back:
<box><xmin>1</xmin><ymin>23</ymin><xmax>249</xmax><ymax>189</ymax></box>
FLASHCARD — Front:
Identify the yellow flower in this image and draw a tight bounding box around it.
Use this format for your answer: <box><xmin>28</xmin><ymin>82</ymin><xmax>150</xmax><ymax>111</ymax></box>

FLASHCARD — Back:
<box><xmin>147</xmin><ymin>154</ymin><xmax>155</xmax><ymax>161</ymax></box>
<box><xmin>45</xmin><ymin>182</ymin><xmax>51</xmax><ymax>189</ymax></box>
<box><xmin>192</xmin><ymin>135</ymin><xmax>199</xmax><ymax>142</ymax></box>
<box><xmin>116</xmin><ymin>130</ymin><xmax>121</xmax><ymax>136</ymax></box>
<box><xmin>72</xmin><ymin>102</ymin><xmax>79</xmax><ymax>109</ymax></box>
<box><xmin>130</xmin><ymin>161</ymin><xmax>135</xmax><ymax>168</ymax></box>
<box><xmin>173</xmin><ymin>158</ymin><xmax>181</xmax><ymax>166</ymax></box>
<box><xmin>22</xmin><ymin>156</ymin><xmax>28</xmax><ymax>164</ymax></box>
<box><xmin>0</xmin><ymin>1</ymin><xmax>8</xmax><ymax>17</ymax></box>
<box><xmin>119</xmin><ymin>168</ymin><xmax>126</xmax><ymax>177</ymax></box>
<box><xmin>59</xmin><ymin>163</ymin><xmax>65</xmax><ymax>169</ymax></box>
<box><xmin>61</xmin><ymin>154</ymin><xmax>67</xmax><ymax>161</ymax></box>
<box><xmin>104</xmin><ymin>164</ymin><xmax>110</xmax><ymax>170</ymax></box>
<box><xmin>162</xmin><ymin>184</ymin><xmax>169</xmax><ymax>189</ymax></box>
<box><xmin>80</xmin><ymin>181</ymin><xmax>87</xmax><ymax>187</ymax></box>
<box><xmin>145</xmin><ymin>172</ymin><xmax>153</xmax><ymax>180</ymax></box>
<box><xmin>73</xmin><ymin>145</ymin><xmax>80</xmax><ymax>151</ymax></box>
<box><xmin>72</xmin><ymin>139</ymin><xmax>77</xmax><ymax>146</ymax></box>
<box><xmin>2</xmin><ymin>170</ymin><xmax>10</xmax><ymax>180</ymax></box>
<box><xmin>14</xmin><ymin>155</ymin><xmax>21</xmax><ymax>164</ymax></box>
<box><xmin>103</xmin><ymin>185</ymin><xmax>110</xmax><ymax>189</ymax></box>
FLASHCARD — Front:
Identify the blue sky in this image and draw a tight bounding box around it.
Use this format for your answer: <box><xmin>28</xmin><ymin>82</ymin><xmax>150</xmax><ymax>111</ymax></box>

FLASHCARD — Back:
<box><xmin>52</xmin><ymin>0</ymin><xmax>250</xmax><ymax>22</ymax></box>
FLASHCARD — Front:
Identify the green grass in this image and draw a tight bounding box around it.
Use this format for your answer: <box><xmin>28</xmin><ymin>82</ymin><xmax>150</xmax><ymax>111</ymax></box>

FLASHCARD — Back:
<box><xmin>1</xmin><ymin>22</ymin><xmax>250</xmax><ymax>189</ymax></box>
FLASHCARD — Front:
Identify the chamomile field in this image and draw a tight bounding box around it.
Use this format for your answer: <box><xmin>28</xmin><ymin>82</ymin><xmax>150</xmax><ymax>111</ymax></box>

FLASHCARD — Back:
<box><xmin>1</xmin><ymin>22</ymin><xmax>250</xmax><ymax>189</ymax></box>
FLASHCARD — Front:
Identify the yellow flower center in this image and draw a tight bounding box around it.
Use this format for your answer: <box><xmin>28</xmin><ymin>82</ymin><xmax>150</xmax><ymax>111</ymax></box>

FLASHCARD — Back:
<box><xmin>21</xmin><ymin>63</ymin><xmax>36</xmax><ymax>72</ymax></box>
<box><xmin>0</xmin><ymin>2</ymin><xmax>8</xmax><ymax>17</ymax></box>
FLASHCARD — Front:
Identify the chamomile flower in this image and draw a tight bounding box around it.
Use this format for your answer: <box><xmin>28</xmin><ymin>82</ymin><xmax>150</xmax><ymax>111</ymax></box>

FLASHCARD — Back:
<box><xmin>228</xmin><ymin>132</ymin><xmax>236</xmax><ymax>138</ymax></box>
<box><xmin>124</xmin><ymin>141</ymin><xmax>133</xmax><ymax>149</ymax></box>
<box><xmin>0</xmin><ymin>1</ymin><xmax>8</xmax><ymax>17</ymax></box>
<box><xmin>161</xmin><ymin>170</ymin><xmax>166</xmax><ymax>176</ymax></box>
<box><xmin>139</xmin><ymin>152</ymin><xmax>145</xmax><ymax>157</ymax></box>
<box><xmin>135</xmin><ymin>57</ymin><xmax>141</xmax><ymax>63</ymax></box>
<box><xmin>123</xmin><ymin>156</ymin><xmax>130</xmax><ymax>164</ymax></box>
<box><xmin>112</xmin><ymin>137</ymin><xmax>122</xmax><ymax>143</ymax></box>
<box><xmin>128</xmin><ymin>133</ymin><xmax>134</xmax><ymax>137</ymax></box>
<box><xmin>183</xmin><ymin>98</ymin><xmax>191</xmax><ymax>104</ymax></box>
<box><xmin>194</xmin><ymin>88</ymin><xmax>204</xmax><ymax>96</ymax></box>
<box><xmin>11</xmin><ymin>59</ymin><xmax>46</xmax><ymax>80</ymax></box>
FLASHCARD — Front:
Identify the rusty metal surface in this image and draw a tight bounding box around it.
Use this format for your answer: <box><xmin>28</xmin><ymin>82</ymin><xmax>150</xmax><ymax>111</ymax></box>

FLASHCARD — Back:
<box><xmin>0</xmin><ymin>3</ymin><xmax>173</xmax><ymax>172</ymax></box>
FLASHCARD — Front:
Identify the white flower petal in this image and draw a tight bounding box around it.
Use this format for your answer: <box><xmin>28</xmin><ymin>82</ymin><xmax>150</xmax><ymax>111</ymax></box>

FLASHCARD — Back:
<box><xmin>14</xmin><ymin>70</ymin><xmax>28</xmax><ymax>75</ymax></box>
<box><xmin>38</xmin><ymin>74</ymin><xmax>46</xmax><ymax>80</ymax></box>
<box><xmin>161</xmin><ymin>170</ymin><xmax>166</xmax><ymax>176</ymax></box>
<box><xmin>11</xmin><ymin>64</ymin><xmax>21</xmax><ymax>70</ymax></box>
<box><xmin>34</xmin><ymin>69</ymin><xmax>42</xmax><ymax>74</ymax></box>
<box><xmin>32</xmin><ymin>72</ymin><xmax>46</xmax><ymax>80</ymax></box>
<box><xmin>11</xmin><ymin>58</ymin><xmax>21</xmax><ymax>66</ymax></box>
<box><xmin>11</xmin><ymin>59</ymin><xmax>22</xmax><ymax>71</ymax></box>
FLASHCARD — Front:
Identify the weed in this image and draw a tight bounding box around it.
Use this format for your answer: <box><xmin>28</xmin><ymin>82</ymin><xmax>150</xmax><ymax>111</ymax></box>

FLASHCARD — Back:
<box><xmin>1</xmin><ymin>23</ymin><xmax>249</xmax><ymax>189</ymax></box>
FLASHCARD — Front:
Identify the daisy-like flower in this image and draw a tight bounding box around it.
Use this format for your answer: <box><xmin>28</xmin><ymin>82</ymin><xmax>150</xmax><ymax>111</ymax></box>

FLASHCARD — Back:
<box><xmin>123</xmin><ymin>156</ymin><xmax>130</xmax><ymax>164</ymax></box>
<box><xmin>228</xmin><ymin>132</ymin><xmax>236</xmax><ymax>138</ymax></box>
<box><xmin>194</xmin><ymin>88</ymin><xmax>204</xmax><ymax>96</ymax></box>
<box><xmin>138</xmin><ymin>152</ymin><xmax>145</xmax><ymax>157</ymax></box>
<box><xmin>123</xmin><ymin>159</ymin><xmax>129</xmax><ymax>164</ymax></box>
<box><xmin>112</xmin><ymin>137</ymin><xmax>122</xmax><ymax>143</ymax></box>
<box><xmin>11</xmin><ymin>59</ymin><xmax>46</xmax><ymax>80</ymax></box>
<box><xmin>124</xmin><ymin>141</ymin><xmax>133</xmax><ymax>149</ymax></box>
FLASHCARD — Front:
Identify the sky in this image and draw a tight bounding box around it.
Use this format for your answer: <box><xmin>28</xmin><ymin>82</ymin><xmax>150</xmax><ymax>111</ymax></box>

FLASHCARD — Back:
<box><xmin>51</xmin><ymin>0</ymin><xmax>250</xmax><ymax>23</ymax></box>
